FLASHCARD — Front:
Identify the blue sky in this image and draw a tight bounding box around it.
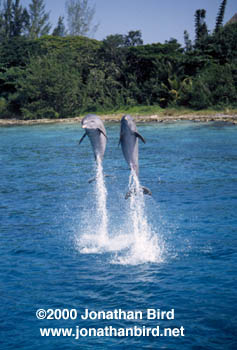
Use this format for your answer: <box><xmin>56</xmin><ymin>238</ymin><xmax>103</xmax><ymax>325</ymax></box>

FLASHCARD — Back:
<box><xmin>22</xmin><ymin>0</ymin><xmax>237</xmax><ymax>45</ymax></box>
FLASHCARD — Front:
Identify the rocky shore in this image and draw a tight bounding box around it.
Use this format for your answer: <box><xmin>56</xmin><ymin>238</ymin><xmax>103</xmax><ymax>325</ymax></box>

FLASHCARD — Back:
<box><xmin>0</xmin><ymin>113</ymin><xmax>237</xmax><ymax>126</ymax></box>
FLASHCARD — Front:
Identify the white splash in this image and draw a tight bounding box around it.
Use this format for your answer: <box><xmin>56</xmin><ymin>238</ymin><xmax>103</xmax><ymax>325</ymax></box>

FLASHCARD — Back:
<box><xmin>77</xmin><ymin>159</ymin><xmax>109</xmax><ymax>253</ymax></box>
<box><xmin>76</xmin><ymin>167</ymin><xmax>165</xmax><ymax>265</ymax></box>
<box><xmin>95</xmin><ymin>160</ymin><xmax>108</xmax><ymax>241</ymax></box>
<box><xmin>112</xmin><ymin>169</ymin><xmax>164</xmax><ymax>265</ymax></box>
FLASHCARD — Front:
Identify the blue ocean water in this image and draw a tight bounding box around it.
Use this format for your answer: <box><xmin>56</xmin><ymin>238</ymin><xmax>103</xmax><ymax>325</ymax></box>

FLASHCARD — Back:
<box><xmin>0</xmin><ymin>121</ymin><xmax>237</xmax><ymax>349</ymax></box>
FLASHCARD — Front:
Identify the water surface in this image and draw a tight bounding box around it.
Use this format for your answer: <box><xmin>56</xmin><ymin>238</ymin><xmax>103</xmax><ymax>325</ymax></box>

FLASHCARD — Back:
<box><xmin>1</xmin><ymin>121</ymin><xmax>236</xmax><ymax>349</ymax></box>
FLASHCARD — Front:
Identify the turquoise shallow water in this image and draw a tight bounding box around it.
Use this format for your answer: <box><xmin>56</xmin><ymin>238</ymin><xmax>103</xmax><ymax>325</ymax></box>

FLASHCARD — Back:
<box><xmin>0</xmin><ymin>121</ymin><xmax>237</xmax><ymax>349</ymax></box>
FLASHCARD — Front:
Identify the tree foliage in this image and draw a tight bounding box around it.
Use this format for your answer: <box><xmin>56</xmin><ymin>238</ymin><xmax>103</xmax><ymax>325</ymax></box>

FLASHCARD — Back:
<box><xmin>124</xmin><ymin>30</ymin><xmax>143</xmax><ymax>47</ymax></box>
<box><xmin>184</xmin><ymin>30</ymin><xmax>192</xmax><ymax>52</ymax></box>
<box><xmin>0</xmin><ymin>0</ymin><xmax>236</xmax><ymax>119</ymax></box>
<box><xmin>215</xmin><ymin>0</ymin><xmax>227</xmax><ymax>33</ymax></box>
<box><xmin>52</xmin><ymin>16</ymin><xmax>66</xmax><ymax>37</ymax></box>
<box><xmin>66</xmin><ymin>0</ymin><xmax>98</xmax><ymax>37</ymax></box>
<box><xmin>195</xmin><ymin>9</ymin><xmax>208</xmax><ymax>44</ymax></box>
<box><xmin>18</xmin><ymin>53</ymin><xmax>83</xmax><ymax>118</ymax></box>
<box><xmin>0</xmin><ymin>0</ymin><xmax>29</xmax><ymax>39</ymax></box>
<box><xmin>27</xmin><ymin>0</ymin><xmax>51</xmax><ymax>39</ymax></box>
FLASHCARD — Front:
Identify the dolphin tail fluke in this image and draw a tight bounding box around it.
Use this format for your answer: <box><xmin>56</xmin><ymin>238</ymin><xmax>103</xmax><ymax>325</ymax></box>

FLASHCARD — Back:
<box><xmin>125</xmin><ymin>186</ymin><xmax>152</xmax><ymax>199</ymax></box>
<box><xmin>142</xmin><ymin>186</ymin><xmax>152</xmax><ymax>196</ymax></box>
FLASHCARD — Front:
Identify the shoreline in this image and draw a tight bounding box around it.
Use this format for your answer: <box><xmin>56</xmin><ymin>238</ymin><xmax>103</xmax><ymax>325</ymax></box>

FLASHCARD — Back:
<box><xmin>0</xmin><ymin>113</ymin><xmax>237</xmax><ymax>126</ymax></box>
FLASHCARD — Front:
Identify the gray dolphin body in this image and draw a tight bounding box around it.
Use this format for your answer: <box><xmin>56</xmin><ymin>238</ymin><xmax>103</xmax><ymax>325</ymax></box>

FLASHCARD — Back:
<box><xmin>79</xmin><ymin>114</ymin><xmax>107</xmax><ymax>163</ymax></box>
<box><xmin>119</xmin><ymin>114</ymin><xmax>151</xmax><ymax>197</ymax></box>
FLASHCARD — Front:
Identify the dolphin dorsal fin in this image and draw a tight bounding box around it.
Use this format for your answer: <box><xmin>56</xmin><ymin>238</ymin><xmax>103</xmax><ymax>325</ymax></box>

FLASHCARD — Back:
<box><xmin>134</xmin><ymin>131</ymin><xmax>146</xmax><ymax>144</ymax></box>
<box><xmin>79</xmin><ymin>132</ymin><xmax>87</xmax><ymax>144</ymax></box>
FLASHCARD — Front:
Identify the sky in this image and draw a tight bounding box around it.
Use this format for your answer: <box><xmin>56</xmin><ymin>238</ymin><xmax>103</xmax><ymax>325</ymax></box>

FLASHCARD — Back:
<box><xmin>21</xmin><ymin>0</ymin><xmax>237</xmax><ymax>45</ymax></box>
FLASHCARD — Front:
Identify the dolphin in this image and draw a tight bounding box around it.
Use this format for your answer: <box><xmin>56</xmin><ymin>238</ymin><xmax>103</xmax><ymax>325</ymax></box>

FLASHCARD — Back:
<box><xmin>79</xmin><ymin>114</ymin><xmax>107</xmax><ymax>163</ymax></box>
<box><xmin>119</xmin><ymin>114</ymin><xmax>152</xmax><ymax>198</ymax></box>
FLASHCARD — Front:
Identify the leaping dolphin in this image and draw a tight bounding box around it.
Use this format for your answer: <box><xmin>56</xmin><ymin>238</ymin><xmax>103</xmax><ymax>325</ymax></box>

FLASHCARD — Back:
<box><xmin>79</xmin><ymin>114</ymin><xmax>107</xmax><ymax>163</ymax></box>
<box><xmin>119</xmin><ymin>114</ymin><xmax>152</xmax><ymax>198</ymax></box>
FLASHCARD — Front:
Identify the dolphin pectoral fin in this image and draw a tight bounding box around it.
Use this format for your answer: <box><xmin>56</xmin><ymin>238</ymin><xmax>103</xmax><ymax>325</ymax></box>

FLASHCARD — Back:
<box><xmin>79</xmin><ymin>132</ymin><xmax>87</xmax><ymax>144</ymax></box>
<box><xmin>88</xmin><ymin>174</ymin><xmax>113</xmax><ymax>184</ymax></box>
<box><xmin>98</xmin><ymin>128</ymin><xmax>107</xmax><ymax>139</ymax></box>
<box><xmin>125</xmin><ymin>190</ymin><xmax>133</xmax><ymax>200</ymax></box>
<box><xmin>104</xmin><ymin>174</ymin><xmax>114</xmax><ymax>179</ymax></box>
<box><xmin>88</xmin><ymin>177</ymin><xmax>96</xmax><ymax>184</ymax></box>
<box><xmin>134</xmin><ymin>132</ymin><xmax>146</xmax><ymax>144</ymax></box>
<box><xmin>118</xmin><ymin>132</ymin><xmax>124</xmax><ymax>146</ymax></box>
<box><xmin>142</xmin><ymin>186</ymin><xmax>152</xmax><ymax>196</ymax></box>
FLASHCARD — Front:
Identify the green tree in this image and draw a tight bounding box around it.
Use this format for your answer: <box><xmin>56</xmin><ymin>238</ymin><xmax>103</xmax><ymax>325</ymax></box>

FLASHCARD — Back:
<box><xmin>101</xmin><ymin>34</ymin><xmax>126</xmax><ymax>66</ymax></box>
<box><xmin>184</xmin><ymin>30</ymin><xmax>192</xmax><ymax>52</ymax></box>
<box><xmin>211</xmin><ymin>22</ymin><xmax>237</xmax><ymax>64</ymax></box>
<box><xmin>189</xmin><ymin>64</ymin><xmax>236</xmax><ymax>109</ymax></box>
<box><xmin>0</xmin><ymin>0</ymin><xmax>29</xmax><ymax>39</ymax></box>
<box><xmin>0</xmin><ymin>65</ymin><xmax>24</xmax><ymax>115</ymax></box>
<box><xmin>12</xmin><ymin>0</ymin><xmax>29</xmax><ymax>36</ymax></box>
<box><xmin>103</xmin><ymin>34</ymin><xmax>125</xmax><ymax>49</ymax></box>
<box><xmin>52</xmin><ymin>16</ymin><xmax>66</xmax><ymax>36</ymax></box>
<box><xmin>66</xmin><ymin>0</ymin><xmax>99</xmax><ymax>36</ymax></box>
<box><xmin>195</xmin><ymin>9</ymin><xmax>208</xmax><ymax>44</ymax></box>
<box><xmin>18</xmin><ymin>53</ymin><xmax>84</xmax><ymax>119</ymax></box>
<box><xmin>2</xmin><ymin>0</ymin><xmax>13</xmax><ymax>38</ymax></box>
<box><xmin>215</xmin><ymin>0</ymin><xmax>227</xmax><ymax>33</ymax></box>
<box><xmin>124</xmin><ymin>30</ymin><xmax>143</xmax><ymax>47</ymax></box>
<box><xmin>27</xmin><ymin>0</ymin><xmax>51</xmax><ymax>39</ymax></box>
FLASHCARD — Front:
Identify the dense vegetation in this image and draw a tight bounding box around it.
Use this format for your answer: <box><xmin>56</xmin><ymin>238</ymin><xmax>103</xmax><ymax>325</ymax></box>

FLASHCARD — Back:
<box><xmin>0</xmin><ymin>0</ymin><xmax>236</xmax><ymax>119</ymax></box>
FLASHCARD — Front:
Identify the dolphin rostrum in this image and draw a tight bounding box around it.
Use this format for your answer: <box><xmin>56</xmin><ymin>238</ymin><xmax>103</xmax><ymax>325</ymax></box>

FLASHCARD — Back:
<box><xmin>119</xmin><ymin>114</ymin><xmax>151</xmax><ymax>198</ymax></box>
<box><xmin>79</xmin><ymin>114</ymin><xmax>107</xmax><ymax>163</ymax></box>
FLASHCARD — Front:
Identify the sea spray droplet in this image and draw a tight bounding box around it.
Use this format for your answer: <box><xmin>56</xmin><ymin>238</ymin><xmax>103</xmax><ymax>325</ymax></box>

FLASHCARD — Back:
<box><xmin>78</xmin><ymin>160</ymin><xmax>109</xmax><ymax>253</ymax></box>
<box><xmin>113</xmin><ymin>169</ymin><xmax>164</xmax><ymax>265</ymax></box>
<box><xmin>95</xmin><ymin>159</ymin><xmax>108</xmax><ymax>242</ymax></box>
